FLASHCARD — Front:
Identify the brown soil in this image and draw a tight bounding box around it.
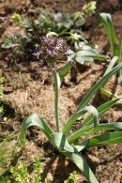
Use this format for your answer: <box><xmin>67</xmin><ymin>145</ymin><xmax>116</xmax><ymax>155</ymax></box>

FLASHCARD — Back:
<box><xmin>0</xmin><ymin>0</ymin><xmax>122</xmax><ymax>182</ymax></box>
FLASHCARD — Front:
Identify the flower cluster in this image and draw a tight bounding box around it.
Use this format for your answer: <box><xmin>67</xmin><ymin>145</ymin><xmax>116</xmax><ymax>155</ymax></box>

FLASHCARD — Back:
<box><xmin>34</xmin><ymin>36</ymin><xmax>68</xmax><ymax>67</ymax></box>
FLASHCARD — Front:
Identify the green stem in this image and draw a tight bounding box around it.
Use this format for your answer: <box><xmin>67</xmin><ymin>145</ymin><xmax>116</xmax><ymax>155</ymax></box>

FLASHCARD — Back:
<box><xmin>53</xmin><ymin>70</ymin><xmax>60</xmax><ymax>132</ymax></box>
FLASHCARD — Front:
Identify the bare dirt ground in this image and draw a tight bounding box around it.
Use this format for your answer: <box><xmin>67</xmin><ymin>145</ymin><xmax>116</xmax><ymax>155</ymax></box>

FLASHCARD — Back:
<box><xmin>0</xmin><ymin>0</ymin><xmax>122</xmax><ymax>182</ymax></box>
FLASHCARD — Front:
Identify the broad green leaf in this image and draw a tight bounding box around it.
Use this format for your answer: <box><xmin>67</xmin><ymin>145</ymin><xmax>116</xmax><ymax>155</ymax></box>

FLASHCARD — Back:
<box><xmin>80</xmin><ymin>97</ymin><xmax>122</xmax><ymax>127</ymax></box>
<box><xmin>20</xmin><ymin>113</ymin><xmax>53</xmax><ymax>147</ymax></box>
<box><xmin>50</xmin><ymin>132</ymin><xmax>75</xmax><ymax>152</ymax></box>
<box><xmin>62</xmin><ymin>151</ymin><xmax>99</xmax><ymax>183</ymax></box>
<box><xmin>76</xmin><ymin>56</ymin><xmax>93</xmax><ymax>64</ymax></box>
<box><xmin>74</xmin><ymin>140</ymin><xmax>89</xmax><ymax>152</ymax></box>
<box><xmin>78</xmin><ymin>131</ymin><xmax>122</xmax><ymax>148</ymax></box>
<box><xmin>75</xmin><ymin>49</ymin><xmax>106</xmax><ymax>64</ymax></box>
<box><xmin>63</xmin><ymin>106</ymin><xmax>99</xmax><ymax>136</ymax></box>
<box><xmin>69</xmin><ymin>97</ymin><xmax>122</xmax><ymax>143</ymax></box>
<box><xmin>71</xmin><ymin>122</ymin><xmax>122</xmax><ymax>147</ymax></box>
<box><xmin>76</xmin><ymin>62</ymin><xmax>122</xmax><ymax>112</ymax></box>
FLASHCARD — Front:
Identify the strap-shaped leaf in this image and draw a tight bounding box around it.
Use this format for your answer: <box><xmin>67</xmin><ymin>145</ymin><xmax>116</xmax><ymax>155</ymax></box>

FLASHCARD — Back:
<box><xmin>63</xmin><ymin>106</ymin><xmax>99</xmax><ymax>136</ymax></box>
<box><xmin>118</xmin><ymin>29</ymin><xmax>122</xmax><ymax>86</ymax></box>
<box><xmin>68</xmin><ymin>97</ymin><xmax>122</xmax><ymax>144</ymax></box>
<box><xmin>77</xmin><ymin>131</ymin><xmax>122</xmax><ymax>149</ymax></box>
<box><xmin>50</xmin><ymin>132</ymin><xmax>75</xmax><ymax>152</ymax></box>
<box><xmin>95</xmin><ymin>13</ymin><xmax>118</xmax><ymax>56</ymax></box>
<box><xmin>104</xmin><ymin>56</ymin><xmax>118</xmax><ymax>76</ymax></box>
<box><xmin>76</xmin><ymin>62</ymin><xmax>122</xmax><ymax>111</ymax></box>
<box><xmin>80</xmin><ymin>97</ymin><xmax>122</xmax><ymax>128</ymax></box>
<box><xmin>20</xmin><ymin>113</ymin><xmax>53</xmax><ymax>147</ymax></box>
<box><xmin>75</xmin><ymin>49</ymin><xmax>106</xmax><ymax>64</ymax></box>
<box><xmin>62</xmin><ymin>151</ymin><xmax>99</xmax><ymax>183</ymax></box>
<box><xmin>69</xmin><ymin>122</ymin><xmax>122</xmax><ymax>144</ymax></box>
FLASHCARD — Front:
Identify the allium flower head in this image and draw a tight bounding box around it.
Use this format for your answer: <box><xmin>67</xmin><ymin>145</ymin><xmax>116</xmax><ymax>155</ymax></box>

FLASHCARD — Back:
<box><xmin>34</xmin><ymin>36</ymin><xmax>68</xmax><ymax>67</ymax></box>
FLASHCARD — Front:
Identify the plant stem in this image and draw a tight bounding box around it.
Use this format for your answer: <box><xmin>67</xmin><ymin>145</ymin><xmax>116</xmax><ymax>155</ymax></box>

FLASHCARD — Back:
<box><xmin>53</xmin><ymin>69</ymin><xmax>60</xmax><ymax>132</ymax></box>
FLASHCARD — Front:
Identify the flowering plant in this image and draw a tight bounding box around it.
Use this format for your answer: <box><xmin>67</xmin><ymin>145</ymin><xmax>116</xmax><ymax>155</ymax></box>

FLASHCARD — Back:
<box><xmin>20</xmin><ymin>36</ymin><xmax>122</xmax><ymax>183</ymax></box>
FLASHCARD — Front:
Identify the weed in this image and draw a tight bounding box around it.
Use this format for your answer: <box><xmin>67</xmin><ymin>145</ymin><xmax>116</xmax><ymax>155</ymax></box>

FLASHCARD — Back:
<box><xmin>0</xmin><ymin>157</ymin><xmax>79</xmax><ymax>183</ymax></box>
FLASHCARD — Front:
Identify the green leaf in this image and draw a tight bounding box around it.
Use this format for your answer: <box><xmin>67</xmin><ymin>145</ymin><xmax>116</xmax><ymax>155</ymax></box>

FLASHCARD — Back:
<box><xmin>20</xmin><ymin>113</ymin><xmax>53</xmax><ymax>147</ymax></box>
<box><xmin>75</xmin><ymin>17</ymin><xmax>85</xmax><ymax>27</ymax></box>
<box><xmin>63</xmin><ymin>106</ymin><xmax>99</xmax><ymax>136</ymax></box>
<box><xmin>81</xmin><ymin>97</ymin><xmax>122</xmax><ymax>127</ymax></box>
<box><xmin>79</xmin><ymin>131</ymin><xmax>122</xmax><ymax>148</ymax></box>
<box><xmin>21</xmin><ymin>19</ymin><xmax>32</xmax><ymax>28</ymax></box>
<box><xmin>72</xmin><ymin>122</ymin><xmax>122</xmax><ymax>151</ymax></box>
<box><xmin>76</xmin><ymin>62</ymin><xmax>122</xmax><ymax>112</ymax></box>
<box><xmin>62</xmin><ymin>151</ymin><xmax>99</xmax><ymax>183</ymax></box>
<box><xmin>118</xmin><ymin>29</ymin><xmax>122</xmax><ymax>86</ymax></box>
<box><xmin>50</xmin><ymin>132</ymin><xmax>75</xmax><ymax>152</ymax></box>
<box><xmin>68</xmin><ymin>97</ymin><xmax>122</xmax><ymax>143</ymax></box>
<box><xmin>75</xmin><ymin>49</ymin><xmax>106</xmax><ymax>64</ymax></box>
<box><xmin>103</xmin><ymin>56</ymin><xmax>118</xmax><ymax>76</ymax></box>
<box><xmin>76</xmin><ymin>56</ymin><xmax>93</xmax><ymax>64</ymax></box>
<box><xmin>66</xmin><ymin>49</ymin><xmax>75</xmax><ymax>61</ymax></box>
<box><xmin>59</xmin><ymin>61</ymin><xmax>71</xmax><ymax>82</ymax></box>
<box><xmin>95</xmin><ymin>13</ymin><xmax>118</xmax><ymax>56</ymax></box>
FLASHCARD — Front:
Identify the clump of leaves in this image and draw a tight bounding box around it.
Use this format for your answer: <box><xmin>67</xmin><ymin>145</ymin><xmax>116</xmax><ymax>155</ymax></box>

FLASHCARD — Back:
<box><xmin>20</xmin><ymin>36</ymin><xmax>122</xmax><ymax>183</ymax></box>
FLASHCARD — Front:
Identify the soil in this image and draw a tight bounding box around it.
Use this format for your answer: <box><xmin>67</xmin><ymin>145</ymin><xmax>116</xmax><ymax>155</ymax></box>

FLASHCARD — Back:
<box><xmin>0</xmin><ymin>0</ymin><xmax>122</xmax><ymax>182</ymax></box>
